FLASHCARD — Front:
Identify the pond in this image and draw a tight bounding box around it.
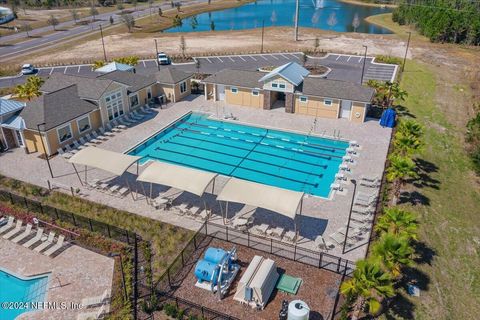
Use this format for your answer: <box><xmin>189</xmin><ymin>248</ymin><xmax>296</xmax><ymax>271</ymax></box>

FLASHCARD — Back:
<box><xmin>165</xmin><ymin>0</ymin><xmax>392</xmax><ymax>34</ymax></box>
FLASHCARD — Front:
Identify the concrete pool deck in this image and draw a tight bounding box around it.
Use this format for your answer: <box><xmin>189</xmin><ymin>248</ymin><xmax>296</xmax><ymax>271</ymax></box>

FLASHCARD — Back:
<box><xmin>0</xmin><ymin>238</ymin><xmax>114</xmax><ymax>320</ymax></box>
<box><xmin>0</xmin><ymin>95</ymin><xmax>392</xmax><ymax>262</ymax></box>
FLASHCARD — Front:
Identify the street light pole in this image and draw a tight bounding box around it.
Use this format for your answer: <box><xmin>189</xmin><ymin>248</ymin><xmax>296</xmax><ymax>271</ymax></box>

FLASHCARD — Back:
<box><xmin>402</xmin><ymin>31</ymin><xmax>412</xmax><ymax>72</ymax></box>
<box><xmin>36</xmin><ymin>123</ymin><xmax>53</xmax><ymax>179</ymax></box>
<box><xmin>99</xmin><ymin>24</ymin><xmax>107</xmax><ymax>62</ymax></box>
<box><xmin>154</xmin><ymin>39</ymin><xmax>160</xmax><ymax>71</ymax></box>
<box><xmin>261</xmin><ymin>19</ymin><xmax>265</xmax><ymax>53</ymax></box>
<box><xmin>360</xmin><ymin>45</ymin><xmax>368</xmax><ymax>85</ymax></box>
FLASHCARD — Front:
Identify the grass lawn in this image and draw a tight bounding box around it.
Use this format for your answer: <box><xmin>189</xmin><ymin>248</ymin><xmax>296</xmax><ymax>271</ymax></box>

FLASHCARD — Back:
<box><xmin>380</xmin><ymin>62</ymin><xmax>480</xmax><ymax>319</ymax></box>
<box><xmin>0</xmin><ymin>175</ymin><xmax>194</xmax><ymax>281</ymax></box>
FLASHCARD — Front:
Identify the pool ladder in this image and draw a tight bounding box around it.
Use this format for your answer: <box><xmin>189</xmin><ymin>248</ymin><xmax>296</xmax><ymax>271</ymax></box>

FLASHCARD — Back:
<box><xmin>333</xmin><ymin>129</ymin><xmax>341</xmax><ymax>140</ymax></box>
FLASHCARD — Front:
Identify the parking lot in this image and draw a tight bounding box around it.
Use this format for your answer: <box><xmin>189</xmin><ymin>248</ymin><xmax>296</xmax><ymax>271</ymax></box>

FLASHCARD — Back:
<box><xmin>0</xmin><ymin>52</ymin><xmax>398</xmax><ymax>88</ymax></box>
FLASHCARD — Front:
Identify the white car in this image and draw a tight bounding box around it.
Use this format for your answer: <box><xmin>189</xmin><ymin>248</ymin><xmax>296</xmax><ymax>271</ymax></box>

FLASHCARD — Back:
<box><xmin>21</xmin><ymin>64</ymin><xmax>35</xmax><ymax>75</ymax></box>
<box><xmin>157</xmin><ymin>53</ymin><xmax>171</xmax><ymax>65</ymax></box>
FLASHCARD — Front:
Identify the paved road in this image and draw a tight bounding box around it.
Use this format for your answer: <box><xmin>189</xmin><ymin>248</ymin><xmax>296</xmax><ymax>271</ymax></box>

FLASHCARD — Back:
<box><xmin>0</xmin><ymin>52</ymin><xmax>398</xmax><ymax>88</ymax></box>
<box><xmin>0</xmin><ymin>0</ymin><xmax>205</xmax><ymax>61</ymax></box>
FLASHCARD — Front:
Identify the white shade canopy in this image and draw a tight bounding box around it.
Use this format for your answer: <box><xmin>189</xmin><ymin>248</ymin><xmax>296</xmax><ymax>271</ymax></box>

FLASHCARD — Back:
<box><xmin>216</xmin><ymin>178</ymin><xmax>304</xmax><ymax>220</ymax></box>
<box><xmin>68</xmin><ymin>147</ymin><xmax>141</xmax><ymax>176</ymax></box>
<box><xmin>137</xmin><ymin>161</ymin><xmax>218</xmax><ymax>197</ymax></box>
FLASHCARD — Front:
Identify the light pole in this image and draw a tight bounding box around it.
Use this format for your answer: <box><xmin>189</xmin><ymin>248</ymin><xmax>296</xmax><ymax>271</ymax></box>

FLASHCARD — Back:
<box><xmin>360</xmin><ymin>45</ymin><xmax>367</xmax><ymax>85</ymax></box>
<box><xmin>109</xmin><ymin>253</ymin><xmax>128</xmax><ymax>303</ymax></box>
<box><xmin>294</xmin><ymin>0</ymin><xmax>299</xmax><ymax>41</ymax></box>
<box><xmin>261</xmin><ymin>19</ymin><xmax>265</xmax><ymax>53</ymax></box>
<box><xmin>342</xmin><ymin>179</ymin><xmax>357</xmax><ymax>254</ymax></box>
<box><xmin>36</xmin><ymin>122</ymin><xmax>53</xmax><ymax>179</ymax></box>
<box><xmin>402</xmin><ymin>31</ymin><xmax>412</xmax><ymax>72</ymax></box>
<box><xmin>99</xmin><ymin>24</ymin><xmax>107</xmax><ymax>62</ymax></box>
<box><xmin>154</xmin><ymin>39</ymin><xmax>160</xmax><ymax>71</ymax></box>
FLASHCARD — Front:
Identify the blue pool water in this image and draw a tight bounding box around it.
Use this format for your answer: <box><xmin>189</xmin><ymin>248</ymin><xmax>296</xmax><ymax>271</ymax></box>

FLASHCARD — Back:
<box><xmin>165</xmin><ymin>0</ymin><xmax>392</xmax><ymax>34</ymax></box>
<box><xmin>129</xmin><ymin>113</ymin><xmax>349</xmax><ymax>197</ymax></box>
<box><xmin>0</xmin><ymin>269</ymin><xmax>49</xmax><ymax>320</ymax></box>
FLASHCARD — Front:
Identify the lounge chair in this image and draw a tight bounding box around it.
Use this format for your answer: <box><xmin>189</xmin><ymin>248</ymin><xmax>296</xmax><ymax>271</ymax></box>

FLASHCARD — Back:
<box><xmin>33</xmin><ymin>231</ymin><xmax>55</xmax><ymax>252</ymax></box>
<box><xmin>231</xmin><ymin>216</ymin><xmax>253</xmax><ymax>230</ymax></box>
<box><xmin>198</xmin><ymin>209</ymin><xmax>209</xmax><ymax>220</ymax></box>
<box><xmin>86</xmin><ymin>179</ymin><xmax>100</xmax><ymax>190</ymax></box>
<box><xmin>76</xmin><ymin>305</ymin><xmax>106</xmax><ymax>320</ymax></box>
<box><xmin>283</xmin><ymin>230</ymin><xmax>296</xmax><ymax>242</ymax></box>
<box><xmin>360</xmin><ymin>179</ymin><xmax>381</xmax><ymax>188</ymax></box>
<box><xmin>0</xmin><ymin>216</ymin><xmax>14</xmax><ymax>234</ymax></box>
<box><xmin>349</xmin><ymin>140</ymin><xmax>359</xmax><ymax>147</ymax></box>
<box><xmin>106</xmin><ymin>123</ymin><xmax>122</xmax><ymax>132</ymax></box>
<box><xmin>107</xmin><ymin>185</ymin><xmax>121</xmax><ymax>194</ymax></box>
<box><xmin>79</xmin><ymin>137</ymin><xmax>95</xmax><ymax>147</ymax></box>
<box><xmin>65</xmin><ymin>144</ymin><xmax>78</xmax><ymax>154</ymax></box>
<box><xmin>356</xmin><ymin>191</ymin><xmax>378</xmax><ymax>200</ymax></box>
<box><xmin>267</xmin><ymin>226</ymin><xmax>285</xmax><ymax>239</ymax></box>
<box><xmin>252</xmin><ymin>223</ymin><xmax>269</xmax><ymax>235</ymax></box>
<box><xmin>352</xmin><ymin>205</ymin><xmax>375</xmax><ymax>215</ymax></box>
<box><xmin>99</xmin><ymin>127</ymin><xmax>115</xmax><ymax>137</ymax></box>
<box><xmin>2</xmin><ymin>219</ymin><xmax>23</xmax><ymax>239</ymax></box>
<box><xmin>73</xmin><ymin>140</ymin><xmax>87</xmax><ymax>150</ymax></box>
<box><xmin>115</xmin><ymin>187</ymin><xmax>129</xmax><ymax>198</ymax></box>
<box><xmin>315</xmin><ymin>235</ymin><xmax>334</xmax><ymax>250</ymax></box>
<box><xmin>23</xmin><ymin>228</ymin><xmax>44</xmax><ymax>248</ymax></box>
<box><xmin>92</xmin><ymin>130</ymin><xmax>108</xmax><ymax>141</ymax></box>
<box><xmin>81</xmin><ymin>289</ymin><xmax>110</xmax><ymax>308</ymax></box>
<box><xmin>329</xmin><ymin>232</ymin><xmax>346</xmax><ymax>245</ymax></box>
<box><xmin>129</xmin><ymin>112</ymin><xmax>143</xmax><ymax>121</ymax></box>
<box><xmin>85</xmin><ymin>133</ymin><xmax>102</xmax><ymax>144</ymax></box>
<box><xmin>11</xmin><ymin>223</ymin><xmax>32</xmax><ymax>243</ymax></box>
<box><xmin>177</xmin><ymin>203</ymin><xmax>189</xmax><ymax>215</ymax></box>
<box><xmin>360</xmin><ymin>175</ymin><xmax>380</xmax><ymax>182</ymax></box>
<box><xmin>112</xmin><ymin>119</ymin><xmax>128</xmax><ymax>130</ymax></box>
<box><xmin>141</xmin><ymin>106</ymin><xmax>154</xmax><ymax>114</ymax></box>
<box><xmin>346</xmin><ymin>147</ymin><xmax>357</xmax><ymax>155</ymax></box>
<box><xmin>355</xmin><ymin>195</ymin><xmax>377</xmax><ymax>207</ymax></box>
<box><xmin>118</xmin><ymin>117</ymin><xmax>135</xmax><ymax>127</ymax></box>
<box><xmin>57</xmin><ymin>148</ymin><xmax>73</xmax><ymax>159</ymax></box>
<box><xmin>43</xmin><ymin>235</ymin><xmax>65</xmax><ymax>257</ymax></box>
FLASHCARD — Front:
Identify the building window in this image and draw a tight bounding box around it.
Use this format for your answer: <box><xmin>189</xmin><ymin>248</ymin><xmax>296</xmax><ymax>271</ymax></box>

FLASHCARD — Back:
<box><xmin>77</xmin><ymin>115</ymin><xmax>91</xmax><ymax>133</ymax></box>
<box><xmin>300</xmin><ymin>96</ymin><xmax>308</xmax><ymax>103</ymax></box>
<box><xmin>231</xmin><ymin>87</ymin><xmax>238</xmax><ymax>94</ymax></box>
<box><xmin>180</xmin><ymin>81</ymin><xmax>187</xmax><ymax>93</ymax></box>
<box><xmin>324</xmin><ymin>99</ymin><xmax>333</xmax><ymax>106</ymax></box>
<box><xmin>15</xmin><ymin>130</ymin><xmax>24</xmax><ymax>147</ymax></box>
<box><xmin>271</xmin><ymin>82</ymin><xmax>278</xmax><ymax>88</ymax></box>
<box><xmin>130</xmin><ymin>94</ymin><xmax>139</xmax><ymax>107</ymax></box>
<box><xmin>147</xmin><ymin>87</ymin><xmax>152</xmax><ymax>99</ymax></box>
<box><xmin>252</xmin><ymin>90</ymin><xmax>259</xmax><ymax>96</ymax></box>
<box><xmin>57</xmin><ymin>124</ymin><xmax>73</xmax><ymax>143</ymax></box>
<box><xmin>278</xmin><ymin>82</ymin><xmax>286</xmax><ymax>89</ymax></box>
<box><xmin>105</xmin><ymin>90</ymin><xmax>124</xmax><ymax>121</ymax></box>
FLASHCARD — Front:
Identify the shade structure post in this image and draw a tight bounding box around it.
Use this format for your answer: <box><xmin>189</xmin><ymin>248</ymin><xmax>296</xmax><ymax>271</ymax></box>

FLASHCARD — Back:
<box><xmin>125</xmin><ymin>177</ymin><xmax>135</xmax><ymax>201</ymax></box>
<box><xmin>225</xmin><ymin>201</ymin><xmax>229</xmax><ymax>225</ymax></box>
<box><xmin>219</xmin><ymin>200</ymin><xmax>225</xmax><ymax>223</ymax></box>
<box><xmin>72</xmin><ymin>164</ymin><xmax>83</xmax><ymax>186</ymax></box>
<box><xmin>140</xmin><ymin>182</ymin><xmax>149</xmax><ymax>204</ymax></box>
<box><xmin>84</xmin><ymin>165</ymin><xmax>87</xmax><ymax>184</ymax></box>
<box><xmin>203</xmin><ymin>199</ymin><xmax>208</xmax><ymax>220</ymax></box>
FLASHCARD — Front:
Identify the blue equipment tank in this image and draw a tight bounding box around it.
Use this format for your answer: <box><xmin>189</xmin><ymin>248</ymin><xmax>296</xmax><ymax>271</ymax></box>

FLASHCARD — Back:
<box><xmin>204</xmin><ymin>248</ymin><xmax>228</xmax><ymax>264</ymax></box>
<box><xmin>194</xmin><ymin>260</ymin><xmax>219</xmax><ymax>284</ymax></box>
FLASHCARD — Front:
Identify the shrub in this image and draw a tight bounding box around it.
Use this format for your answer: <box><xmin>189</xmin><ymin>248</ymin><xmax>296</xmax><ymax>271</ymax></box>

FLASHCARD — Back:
<box><xmin>164</xmin><ymin>303</ymin><xmax>178</xmax><ymax>317</ymax></box>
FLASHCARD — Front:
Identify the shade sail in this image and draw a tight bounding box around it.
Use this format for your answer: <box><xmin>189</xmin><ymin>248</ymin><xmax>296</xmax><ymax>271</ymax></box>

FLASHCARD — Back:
<box><xmin>216</xmin><ymin>178</ymin><xmax>304</xmax><ymax>220</ymax></box>
<box><xmin>68</xmin><ymin>147</ymin><xmax>141</xmax><ymax>176</ymax></box>
<box><xmin>136</xmin><ymin>161</ymin><xmax>218</xmax><ymax>197</ymax></box>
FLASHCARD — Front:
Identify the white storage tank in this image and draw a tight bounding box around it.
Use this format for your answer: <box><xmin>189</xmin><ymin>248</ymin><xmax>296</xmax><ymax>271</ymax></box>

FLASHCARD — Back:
<box><xmin>288</xmin><ymin>300</ymin><xmax>310</xmax><ymax>320</ymax></box>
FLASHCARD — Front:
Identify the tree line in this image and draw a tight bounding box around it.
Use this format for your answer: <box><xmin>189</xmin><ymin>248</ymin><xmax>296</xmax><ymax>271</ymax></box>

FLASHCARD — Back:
<box><xmin>392</xmin><ymin>0</ymin><xmax>480</xmax><ymax>45</ymax></box>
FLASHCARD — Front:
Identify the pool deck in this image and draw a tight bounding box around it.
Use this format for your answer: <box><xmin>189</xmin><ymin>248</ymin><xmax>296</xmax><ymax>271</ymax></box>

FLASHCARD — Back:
<box><xmin>0</xmin><ymin>238</ymin><xmax>114</xmax><ymax>320</ymax></box>
<box><xmin>0</xmin><ymin>95</ymin><xmax>392</xmax><ymax>262</ymax></box>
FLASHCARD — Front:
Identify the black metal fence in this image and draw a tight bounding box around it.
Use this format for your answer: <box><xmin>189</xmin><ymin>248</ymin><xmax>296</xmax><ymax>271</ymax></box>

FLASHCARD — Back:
<box><xmin>0</xmin><ymin>188</ymin><xmax>138</xmax><ymax>245</ymax></box>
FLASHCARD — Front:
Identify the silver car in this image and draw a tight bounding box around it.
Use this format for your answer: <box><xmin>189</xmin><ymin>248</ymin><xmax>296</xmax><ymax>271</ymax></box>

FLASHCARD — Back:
<box><xmin>21</xmin><ymin>64</ymin><xmax>35</xmax><ymax>75</ymax></box>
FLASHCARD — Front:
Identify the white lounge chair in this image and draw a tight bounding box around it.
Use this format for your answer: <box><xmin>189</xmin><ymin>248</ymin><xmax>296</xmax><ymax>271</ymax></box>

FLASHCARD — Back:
<box><xmin>65</xmin><ymin>144</ymin><xmax>78</xmax><ymax>154</ymax></box>
<box><xmin>356</xmin><ymin>191</ymin><xmax>378</xmax><ymax>201</ymax></box>
<box><xmin>352</xmin><ymin>205</ymin><xmax>375</xmax><ymax>215</ymax></box>
<box><xmin>11</xmin><ymin>223</ymin><xmax>32</xmax><ymax>243</ymax></box>
<box><xmin>267</xmin><ymin>226</ymin><xmax>285</xmax><ymax>239</ymax></box>
<box><xmin>283</xmin><ymin>230</ymin><xmax>296</xmax><ymax>242</ymax></box>
<box><xmin>81</xmin><ymin>289</ymin><xmax>110</xmax><ymax>308</ymax></box>
<box><xmin>99</xmin><ymin>127</ymin><xmax>115</xmax><ymax>137</ymax></box>
<box><xmin>0</xmin><ymin>216</ymin><xmax>14</xmax><ymax>234</ymax></box>
<box><xmin>92</xmin><ymin>130</ymin><xmax>108</xmax><ymax>141</ymax></box>
<box><xmin>85</xmin><ymin>133</ymin><xmax>102</xmax><ymax>144</ymax></box>
<box><xmin>115</xmin><ymin>187</ymin><xmax>129</xmax><ymax>198</ymax></box>
<box><xmin>79</xmin><ymin>137</ymin><xmax>96</xmax><ymax>147</ymax></box>
<box><xmin>129</xmin><ymin>112</ymin><xmax>143</xmax><ymax>121</ymax></box>
<box><xmin>188</xmin><ymin>206</ymin><xmax>200</xmax><ymax>216</ymax></box>
<box><xmin>198</xmin><ymin>209</ymin><xmax>209</xmax><ymax>220</ymax></box>
<box><xmin>73</xmin><ymin>140</ymin><xmax>87</xmax><ymax>150</ymax></box>
<box><xmin>57</xmin><ymin>148</ymin><xmax>73</xmax><ymax>159</ymax></box>
<box><xmin>177</xmin><ymin>203</ymin><xmax>189</xmax><ymax>215</ymax></box>
<box><xmin>33</xmin><ymin>231</ymin><xmax>55</xmax><ymax>252</ymax></box>
<box><xmin>252</xmin><ymin>223</ymin><xmax>269</xmax><ymax>235</ymax></box>
<box><xmin>86</xmin><ymin>179</ymin><xmax>100</xmax><ymax>190</ymax></box>
<box><xmin>360</xmin><ymin>179</ymin><xmax>381</xmax><ymax>188</ymax></box>
<box><xmin>43</xmin><ymin>235</ymin><xmax>65</xmax><ymax>257</ymax></box>
<box><xmin>118</xmin><ymin>117</ymin><xmax>135</xmax><ymax>127</ymax></box>
<box><xmin>107</xmin><ymin>123</ymin><xmax>122</xmax><ymax>132</ymax></box>
<box><xmin>112</xmin><ymin>119</ymin><xmax>128</xmax><ymax>129</ymax></box>
<box><xmin>360</xmin><ymin>175</ymin><xmax>380</xmax><ymax>182</ymax></box>
<box><xmin>141</xmin><ymin>106</ymin><xmax>154</xmax><ymax>114</ymax></box>
<box><xmin>315</xmin><ymin>235</ymin><xmax>334</xmax><ymax>250</ymax></box>
<box><xmin>355</xmin><ymin>195</ymin><xmax>377</xmax><ymax>207</ymax></box>
<box><xmin>23</xmin><ymin>228</ymin><xmax>44</xmax><ymax>248</ymax></box>
<box><xmin>108</xmin><ymin>185</ymin><xmax>121</xmax><ymax>194</ymax></box>
<box><xmin>2</xmin><ymin>219</ymin><xmax>23</xmax><ymax>239</ymax></box>
<box><xmin>76</xmin><ymin>304</ymin><xmax>106</xmax><ymax>320</ymax></box>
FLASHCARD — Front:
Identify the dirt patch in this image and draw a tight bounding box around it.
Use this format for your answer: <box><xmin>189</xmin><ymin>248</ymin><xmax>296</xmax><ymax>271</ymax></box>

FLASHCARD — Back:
<box><xmin>170</xmin><ymin>238</ymin><xmax>342</xmax><ymax>320</ymax></box>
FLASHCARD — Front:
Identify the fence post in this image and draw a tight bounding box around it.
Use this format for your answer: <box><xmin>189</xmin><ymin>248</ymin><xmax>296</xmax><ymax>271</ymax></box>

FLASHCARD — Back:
<box><xmin>226</xmin><ymin>225</ymin><xmax>228</xmax><ymax>241</ymax></box>
<box><xmin>294</xmin><ymin>244</ymin><xmax>297</xmax><ymax>261</ymax></box>
<box><xmin>9</xmin><ymin>192</ymin><xmax>13</xmax><ymax>204</ymax></box>
<box><xmin>201</xmin><ymin>306</ymin><xmax>204</xmax><ymax>318</ymax></box>
<box><xmin>193</xmin><ymin>234</ymin><xmax>197</xmax><ymax>249</ymax></box>
<box><xmin>23</xmin><ymin>196</ymin><xmax>28</xmax><ymax>210</ymax></box>
<box><xmin>175</xmin><ymin>296</ymin><xmax>178</xmax><ymax>309</ymax></box>
<box><xmin>318</xmin><ymin>253</ymin><xmax>323</xmax><ymax>268</ymax></box>
<box><xmin>54</xmin><ymin>207</ymin><xmax>59</xmax><ymax>219</ymax></box>
<box><xmin>71</xmin><ymin>213</ymin><xmax>77</xmax><ymax>226</ymax></box>
<box><xmin>107</xmin><ymin>224</ymin><xmax>111</xmax><ymax>238</ymax></box>
<box><xmin>270</xmin><ymin>239</ymin><xmax>273</xmax><ymax>254</ymax></box>
<box><xmin>247</xmin><ymin>232</ymin><xmax>250</xmax><ymax>247</ymax></box>
<box><xmin>134</xmin><ymin>234</ymin><xmax>138</xmax><ymax>320</ymax></box>
<box><xmin>39</xmin><ymin>203</ymin><xmax>44</xmax><ymax>215</ymax></box>
<box><xmin>167</xmin><ymin>267</ymin><xmax>171</xmax><ymax>288</ymax></box>
<box><xmin>88</xmin><ymin>218</ymin><xmax>93</xmax><ymax>232</ymax></box>
<box><xmin>181</xmin><ymin>250</ymin><xmax>185</xmax><ymax>266</ymax></box>
<box><xmin>126</xmin><ymin>230</ymin><xmax>130</xmax><ymax>244</ymax></box>
<box><xmin>336</xmin><ymin>258</ymin><xmax>341</xmax><ymax>273</ymax></box>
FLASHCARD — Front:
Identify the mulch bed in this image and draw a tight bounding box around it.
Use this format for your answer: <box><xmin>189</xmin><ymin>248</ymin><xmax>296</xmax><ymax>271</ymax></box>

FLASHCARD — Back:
<box><xmin>171</xmin><ymin>237</ymin><xmax>342</xmax><ymax>320</ymax></box>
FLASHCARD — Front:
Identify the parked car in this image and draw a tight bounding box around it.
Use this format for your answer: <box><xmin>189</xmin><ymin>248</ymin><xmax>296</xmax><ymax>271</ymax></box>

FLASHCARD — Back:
<box><xmin>157</xmin><ymin>53</ymin><xmax>171</xmax><ymax>65</ymax></box>
<box><xmin>21</xmin><ymin>64</ymin><xmax>35</xmax><ymax>75</ymax></box>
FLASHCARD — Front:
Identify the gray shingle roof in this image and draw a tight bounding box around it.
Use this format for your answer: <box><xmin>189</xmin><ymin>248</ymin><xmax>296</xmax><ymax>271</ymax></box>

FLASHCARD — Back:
<box><xmin>97</xmin><ymin>71</ymin><xmax>156</xmax><ymax>93</ymax></box>
<box><xmin>300</xmin><ymin>78</ymin><xmax>375</xmax><ymax>103</ymax></box>
<box><xmin>154</xmin><ymin>68</ymin><xmax>193</xmax><ymax>84</ymax></box>
<box><xmin>203</xmin><ymin>69</ymin><xmax>264</xmax><ymax>88</ymax></box>
<box><xmin>0</xmin><ymin>98</ymin><xmax>25</xmax><ymax>117</ymax></box>
<box><xmin>20</xmin><ymin>85</ymin><xmax>98</xmax><ymax>131</ymax></box>
<box><xmin>258</xmin><ymin>62</ymin><xmax>310</xmax><ymax>86</ymax></box>
<box><xmin>40</xmin><ymin>73</ymin><xmax>116</xmax><ymax>101</ymax></box>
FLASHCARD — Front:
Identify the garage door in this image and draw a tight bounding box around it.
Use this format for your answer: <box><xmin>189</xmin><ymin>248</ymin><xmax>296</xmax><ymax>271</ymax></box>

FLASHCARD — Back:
<box><xmin>217</xmin><ymin>85</ymin><xmax>225</xmax><ymax>101</ymax></box>
<box><xmin>340</xmin><ymin>100</ymin><xmax>352</xmax><ymax>119</ymax></box>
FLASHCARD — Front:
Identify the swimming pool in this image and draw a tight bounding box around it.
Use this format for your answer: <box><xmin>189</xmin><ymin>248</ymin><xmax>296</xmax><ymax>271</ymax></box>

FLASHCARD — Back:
<box><xmin>0</xmin><ymin>268</ymin><xmax>49</xmax><ymax>320</ymax></box>
<box><xmin>129</xmin><ymin>113</ymin><xmax>349</xmax><ymax>198</ymax></box>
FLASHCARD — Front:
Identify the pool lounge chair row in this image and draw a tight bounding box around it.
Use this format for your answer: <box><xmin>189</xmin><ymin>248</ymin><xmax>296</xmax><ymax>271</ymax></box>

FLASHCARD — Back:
<box><xmin>249</xmin><ymin>223</ymin><xmax>296</xmax><ymax>243</ymax></box>
<box><xmin>0</xmin><ymin>216</ymin><xmax>65</xmax><ymax>257</ymax></box>
<box><xmin>86</xmin><ymin>179</ymin><xmax>130</xmax><ymax>198</ymax></box>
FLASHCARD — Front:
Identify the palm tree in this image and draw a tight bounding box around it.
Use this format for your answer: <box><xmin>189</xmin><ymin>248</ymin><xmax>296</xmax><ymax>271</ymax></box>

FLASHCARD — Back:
<box><xmin>386</xmin><ymin>155</ymin><xmax>418</xmax><ymax>205</ymax></box>
<box><xmin>398</xmin><ymin>119</ymin><xmax>424</xmax><ymax>139</ymax></box>
<box><xmin>372</xmin><ymin>233</ymin><xmax>415</xmax><ymax>278</ymax></box>
<box><xmin>394</xmin><ymin>131</ymin><xmax>423</xmax><ymax>156</ymax></box>
<box><xmin>368</xmin><ymin>81</ymin><xmax>408</xmax><ymax>108</ymax></box>
<box><xmin>375</xmin><ymin>207</ymin><xmax>418</xmax><ymax>240</ymax></box>
<box><xmin>92</xmin><ymin>60</ymin><xmax>106</xmax><ymax>70</ymax></box>
<box><xmin>15</xmin><ymin>76</ymin><xmax>44</xmax><ymax>100</ymax></box>
<box><xmin>340</xmin><ymin>259</ymin><xmax>395</xmax><ymax>319</ymax></box>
